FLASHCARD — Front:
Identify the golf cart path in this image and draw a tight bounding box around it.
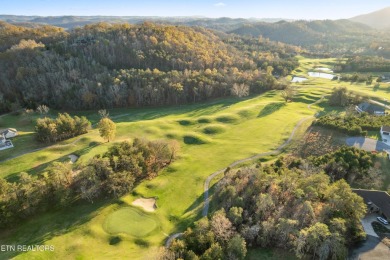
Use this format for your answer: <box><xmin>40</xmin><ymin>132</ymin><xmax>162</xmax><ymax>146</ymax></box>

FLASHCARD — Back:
<box><xmin>165</xmin><ymin>95</ymin><xmax>324</xmax><ymax>247</ymax></box>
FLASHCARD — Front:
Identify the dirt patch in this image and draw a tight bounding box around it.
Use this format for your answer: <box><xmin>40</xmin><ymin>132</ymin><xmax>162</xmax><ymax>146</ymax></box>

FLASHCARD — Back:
<box><xmin>68</xmin><ymin>154</ymin><xmax>79</xmax><ymax>164</ymax></box>
<box><xmin>132</xmin><ymin>198</ymin><xmax>157</xmax><ymax>212</ymax></box>
<box><xmin>294</xmin><ymin>126</ymin><xmax>344</xmax><ymax>158</ymax></box>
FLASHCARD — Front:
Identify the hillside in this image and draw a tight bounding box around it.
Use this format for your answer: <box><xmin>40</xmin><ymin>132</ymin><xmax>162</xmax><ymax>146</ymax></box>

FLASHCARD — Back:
<box><xmin>0</xmin><ymin>22</ymin><xmax>298</xmax><ymax>112</ymax></box>
<box><xmin>230</xmin><ymin>19</ymin><xmax>376</xmax><ymax>53</ymax></box>
<box><xmin>350</xmin><ymin>7</ymin><xmax>390</xmax><ymax>29</ymax></box>
<box><xmin>0</xmin><ymin>21</ymin><xmax>66</xmax><ymax>51</ymax></box>
<box><xmin>0</xmin><ymin>15</ymin><xmax>288</xmax><ymax>31</ymax></box>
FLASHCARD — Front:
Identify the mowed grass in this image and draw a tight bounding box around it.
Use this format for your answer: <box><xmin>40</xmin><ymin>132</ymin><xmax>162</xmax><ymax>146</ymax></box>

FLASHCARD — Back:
<box><xmin>292</xmin><ymin>56</ymin><xmax>390</xmax><ymax>103</ymax></box>
<box><xmin>4</xmin><ymin>56</ymin><xmax>368</xmax><ymax>259</ymax></box>
<box><xmin>0</xmin><ymin>87</ymin><xmax>323</xmax><ymax>259</ymax></box>
<box><xmin>103</xmin><ymin>207</ymin><xmax>159</xmax><ymax>238</ymax></box>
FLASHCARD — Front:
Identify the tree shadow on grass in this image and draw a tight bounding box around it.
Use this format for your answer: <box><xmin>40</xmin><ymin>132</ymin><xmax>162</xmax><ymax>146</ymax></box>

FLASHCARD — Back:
<box><xmin>258</xmin><ymin>103</ymin><xmax>286</xmax><ymax>118</ymax></box>
<box><xmin>0</xmin><ymin>199</ymin><xmax>112</xmax><ymax>259</ymax></box>
<box><xmin>4</xmin><ymin>141</ymin><xmax>101</xmax><ymax>183</ymax></box>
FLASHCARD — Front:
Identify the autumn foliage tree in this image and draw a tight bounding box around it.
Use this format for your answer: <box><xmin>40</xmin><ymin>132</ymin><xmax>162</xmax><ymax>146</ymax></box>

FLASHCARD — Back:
<box><xmin>98</xmin><ymin>117</ymin><xmax>116</xmax><ymax>142</ymax></box>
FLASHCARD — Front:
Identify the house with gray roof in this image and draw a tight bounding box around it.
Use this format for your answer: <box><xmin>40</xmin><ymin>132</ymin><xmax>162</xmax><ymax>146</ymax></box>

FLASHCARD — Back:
<box><xmin>356</xmin><ymin>102</ymin><xmax>385</xmax><ymax>115</ymax></box>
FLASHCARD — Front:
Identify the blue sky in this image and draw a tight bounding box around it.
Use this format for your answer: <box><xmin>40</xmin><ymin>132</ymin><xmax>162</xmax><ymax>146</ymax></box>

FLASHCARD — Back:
<box><xmin>1</xmin><ymin>0</ymin><xmax>390</xmax><ymax>19</ymax></box>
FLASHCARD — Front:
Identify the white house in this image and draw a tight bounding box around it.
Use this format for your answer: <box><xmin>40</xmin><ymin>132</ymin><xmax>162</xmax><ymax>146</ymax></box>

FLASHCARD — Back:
<box><xmin>381</xmin><ymin>126</ymin><xmax>390</xmax><ymax>143</ymax></box>
<box><xmin>0</xmin><ymin>133</ymin><xmax>5</xmax><ymax>144</ymax></box>
<box><xmin>0</xmin><ymin>128</ymin><xmax>18</xmax><ymax>138</ymax></box>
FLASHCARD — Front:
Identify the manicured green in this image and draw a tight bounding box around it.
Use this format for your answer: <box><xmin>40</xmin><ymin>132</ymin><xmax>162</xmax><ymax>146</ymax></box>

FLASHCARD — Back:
<box><xmin>103</xmin><ymin>207</ymin><xmax>159</xmax><ymax>238</ymax></box>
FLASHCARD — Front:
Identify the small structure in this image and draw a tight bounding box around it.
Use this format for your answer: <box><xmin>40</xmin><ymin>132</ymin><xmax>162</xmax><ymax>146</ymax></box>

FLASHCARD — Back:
<box><xmin>0</xmin><ymin>133</ymin><xmax>14</xmax><ymax>151</ymax></box>
<box><xmin>0</xmin><ymin>134</ymin><xmax>5</xmax><ymax>145</ymax></box>
<box><xmin>356</xmin><ymin>102</ymin><xmax>385</xmax><ymax>115</ymax></box>
<box><xmin>0</xmin><ymin>128</ymin><xmax>18</xmax><ymax>138</ymax></box>
<box><xmin>381</xmin><ymin>126</ymin><xmax>390</xmax><ymax>143</ymax></box>
<box><xmin>352</xmin><ymin>189</ymin><xmax>390</xmax><ymax>220</ymax></box>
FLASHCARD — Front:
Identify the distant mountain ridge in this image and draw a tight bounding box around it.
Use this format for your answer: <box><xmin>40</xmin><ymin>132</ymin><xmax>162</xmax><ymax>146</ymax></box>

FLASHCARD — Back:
<box><xmin>350</xmin><ymin>7</ymin><xmax>390</xmax><ymax>29</ymax></box>
<box><xmin>229</xmin><ymin>19</ymin><xmax>374</xmax><ymax>49</ymax></box>
<box><xmin>0</xmin><ymin>15</ymin><xmax>288</xmax><ymax>30</ymax></box>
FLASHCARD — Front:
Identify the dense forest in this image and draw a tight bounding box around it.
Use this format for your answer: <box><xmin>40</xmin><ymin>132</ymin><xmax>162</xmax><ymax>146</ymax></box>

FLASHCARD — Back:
<box><xmin>230</xmin><ymin>20</ymin><xmax>390</xmax><ymax>57</ymax></box>
<box><xmin>0</xmin><ymin>138</ymin><xmax>178</xmax><ymax>228</ymax></box>
<box><xmin>163</xmin><ymin>159</ymin><xmax>366</xmax><ymax>260</ymax></box>
<box><xmin>0</xmin><ymin>22</ymin><xmax>299</xmax><ymax>112</ymax></box>
<box><xmin>335</xmin><ymin>56</ymin><xmax>390</xmax><ymax>72</ymax></box>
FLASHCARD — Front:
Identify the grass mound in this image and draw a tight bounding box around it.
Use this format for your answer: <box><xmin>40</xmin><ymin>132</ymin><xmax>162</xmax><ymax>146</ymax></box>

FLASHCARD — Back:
<box><xmin>103</xmin><ymin>207</ymin><xmax>158</xmax><ymax>238</ymax></box>
<box><xmin>215</xmin><ymin>114</ymin><xmax>240</xmax><ymax>124</ymax></box>
<box><xmin>165</xmin><ymin>131</ymin><xmax>181</xmax><ymax>140</ymax></box>
<box><xmin>197</xmin><ymin>117</ymin><xmax>212</xmax><ymax>124</ymax></box>
<box><xmin>237</xmin><ymin>109</ymin><xmax>256</xmax><ymax>118</ymax></box>
<box><xmin>202</xmin><ymin>124</ymin><xmax>226</xmax><ymax>135</ymax></box>
<box><xmin>258</xmin><ymin>103</ymin><xmax>285</xmax><ymax>117</ymax></box>
<box><xmin>177</xmin><ymin>119</ymin><xmax>194</xmax><ymax>126</ymax></box>
<box><xmin>144</xmin><ymin>127</ymin><xmax>161</xmax><ymax>135</ymax></box>
<box><xmin>183</xmin><ymin>133</ymin><xmax>210</xmax><ymax>145</ymax></box>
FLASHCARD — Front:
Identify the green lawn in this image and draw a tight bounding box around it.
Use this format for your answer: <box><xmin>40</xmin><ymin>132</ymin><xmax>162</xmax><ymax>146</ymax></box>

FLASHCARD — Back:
<box><xmin>2</xmin><ymin>56</ymin><xmax>387</xmax><ymax>259</ymax></box>
<box><xmin>0</xmin><ymin>88</ymin><xmax>321</xmax><ymax>259</ymax></box>
<box><xmin>103</xmin><ymin>207</ymin><xmax>159</xmax><ymax>238</ymax></box>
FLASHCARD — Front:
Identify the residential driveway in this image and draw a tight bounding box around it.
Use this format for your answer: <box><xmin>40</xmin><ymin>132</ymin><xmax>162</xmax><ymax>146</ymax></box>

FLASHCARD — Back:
<box><xmin>349</xmin><ymin>214</ymin><xmax>390</xmax><ymax>260</ymax></box>
<box><xmin>349</xmin><ymin>235</ymin><xmax>390</xmax><ymax>260</ymax></box>
<box><xmin>346</xmin><ymin>137</ymin><xmax>390</xmax><ymax>152</ymax></box>
<box><xmin>361</xmin><ymin>214</ymin><xmax>379</xmax><ymax>238</ymax></box>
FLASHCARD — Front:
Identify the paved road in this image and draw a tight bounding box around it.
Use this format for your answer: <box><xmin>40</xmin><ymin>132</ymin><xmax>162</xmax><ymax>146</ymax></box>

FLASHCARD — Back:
<box><xmin>346</xmin><ymin>137</ymin><xmax>390</xmax><ymax>152</ymax></box>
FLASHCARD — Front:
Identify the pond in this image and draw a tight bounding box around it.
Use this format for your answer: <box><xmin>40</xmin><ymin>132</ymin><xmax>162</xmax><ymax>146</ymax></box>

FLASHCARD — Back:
<box><xmin>314</xmin><ymin>67</ymin><xmax>333</xmax><ymax>72</ymax></box>
<box><xmin>291</xmin><ymin>76</ymin><xmax>308</xmax><ymax>83</ymax></box>
<box><xmin>308</xmin><ymin>71</ymin><xmax>335</xmax><ymax>80</ymax></box>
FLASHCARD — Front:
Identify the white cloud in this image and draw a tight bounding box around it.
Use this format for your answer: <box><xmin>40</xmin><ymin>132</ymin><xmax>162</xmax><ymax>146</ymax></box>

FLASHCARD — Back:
<box><xmin>214</xmin><ymin>2</ymin><xmax>226</xmax><ymax>8</ymax></box>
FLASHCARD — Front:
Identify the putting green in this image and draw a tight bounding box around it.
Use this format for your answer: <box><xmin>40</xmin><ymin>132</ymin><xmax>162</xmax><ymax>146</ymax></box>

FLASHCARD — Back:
<box><xmin>103</xmin><ymin>207</ymin><xmax>159</xmax><ymax>238</ymax></box>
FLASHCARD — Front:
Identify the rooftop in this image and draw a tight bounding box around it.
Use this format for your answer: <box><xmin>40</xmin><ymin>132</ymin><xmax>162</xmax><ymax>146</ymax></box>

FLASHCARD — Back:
<box><xmin>358</xmin><ymin>102</ymin><xmax>385</xmax><ymax>113</ymax></box>
<box><xmin>352</xmin><ymin>189</ymin><xmax>390</xmax><ymax>218</ymax></box>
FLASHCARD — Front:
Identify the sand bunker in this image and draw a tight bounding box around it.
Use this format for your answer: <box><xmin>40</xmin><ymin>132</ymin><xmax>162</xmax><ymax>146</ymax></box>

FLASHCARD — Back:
<box><xmin>132</xmin><ymin>198</ymin><xmax>157</xmax><ymax>212</ymax></box>
<box><xmin>68</xmin><ymin>154</ymin><xmax>79</xmax><ymax>163</ymax></box>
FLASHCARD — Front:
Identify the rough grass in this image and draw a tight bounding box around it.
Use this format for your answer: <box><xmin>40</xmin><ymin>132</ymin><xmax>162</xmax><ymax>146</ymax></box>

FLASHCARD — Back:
<box><xmin>202</xmin><ymin>124</ymin><xmax>226</xmax><ymax>135</ymax></box>
<box><xmin>103</xmin><ymin>207</ymin><xmax>159</xmax><ymax>238</ymax></box>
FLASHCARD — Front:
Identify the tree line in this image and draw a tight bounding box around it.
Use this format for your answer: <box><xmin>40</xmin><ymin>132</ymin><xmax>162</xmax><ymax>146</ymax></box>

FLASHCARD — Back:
<box><xmin>314</xmin><ymin>113</ymin><xmax>390</xmax><ymax>136</ymax></box>
<box><xmin>0</xmin><ymin>138</ymin><xmax>178</xmax><ymax>228</ymax></box>
<box><xmin>336</xmin><ymin>56</ymin><xmax>390</xmax><ymax>72</ymax></box>
<box><xmin>162</xmin><ymin>157</ymin><xmax>366</xmax><ymax>260</ymax></box>
<box><xmin>0</xmin><ymin>22</ymin><xmax>298</xmax><ymax>112</ymax></box>
<box><xmin>35</xmin><ymin>113</ymin><xmax>91</xmax><ymax>143</ymax></box>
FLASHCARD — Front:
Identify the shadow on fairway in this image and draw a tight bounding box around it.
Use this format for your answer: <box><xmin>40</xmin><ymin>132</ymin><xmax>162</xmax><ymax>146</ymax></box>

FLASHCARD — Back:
<box><xmin>0</xmin><ymin>199</ymin><xmax>111</xmax><ymax>259</ymax></box>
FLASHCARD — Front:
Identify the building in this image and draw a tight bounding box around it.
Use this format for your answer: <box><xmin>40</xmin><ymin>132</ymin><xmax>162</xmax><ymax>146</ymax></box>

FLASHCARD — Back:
<box><xmin>0</xmin><ymin>133</ymin><xmax>5</xmax><ymax>144</ymax></box>
<box><xmin>0</xmin><ymin>128</ymin><xmax>18</xmax><ymax>138</ymax></box>
<box><xmin>381</xmin><ymin>126</ymin><xmax>390</xmax><ymax>144</ymax></box>
<box><xmin>356</xmin><ymin>102</ymin><xmax>385</xmax><ymax>115</ymax></box>
<box><xmin>352</xmin><ymin>189</ymin><xmax>390</xmax><ymax>220</ymax></box>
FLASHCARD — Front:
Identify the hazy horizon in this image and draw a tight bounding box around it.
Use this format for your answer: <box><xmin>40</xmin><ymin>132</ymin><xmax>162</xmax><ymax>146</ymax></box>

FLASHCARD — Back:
<box><xmin>1</xmin><ymin>0</ymin><xmax>390</xmax><ymax>20</ymax></box>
